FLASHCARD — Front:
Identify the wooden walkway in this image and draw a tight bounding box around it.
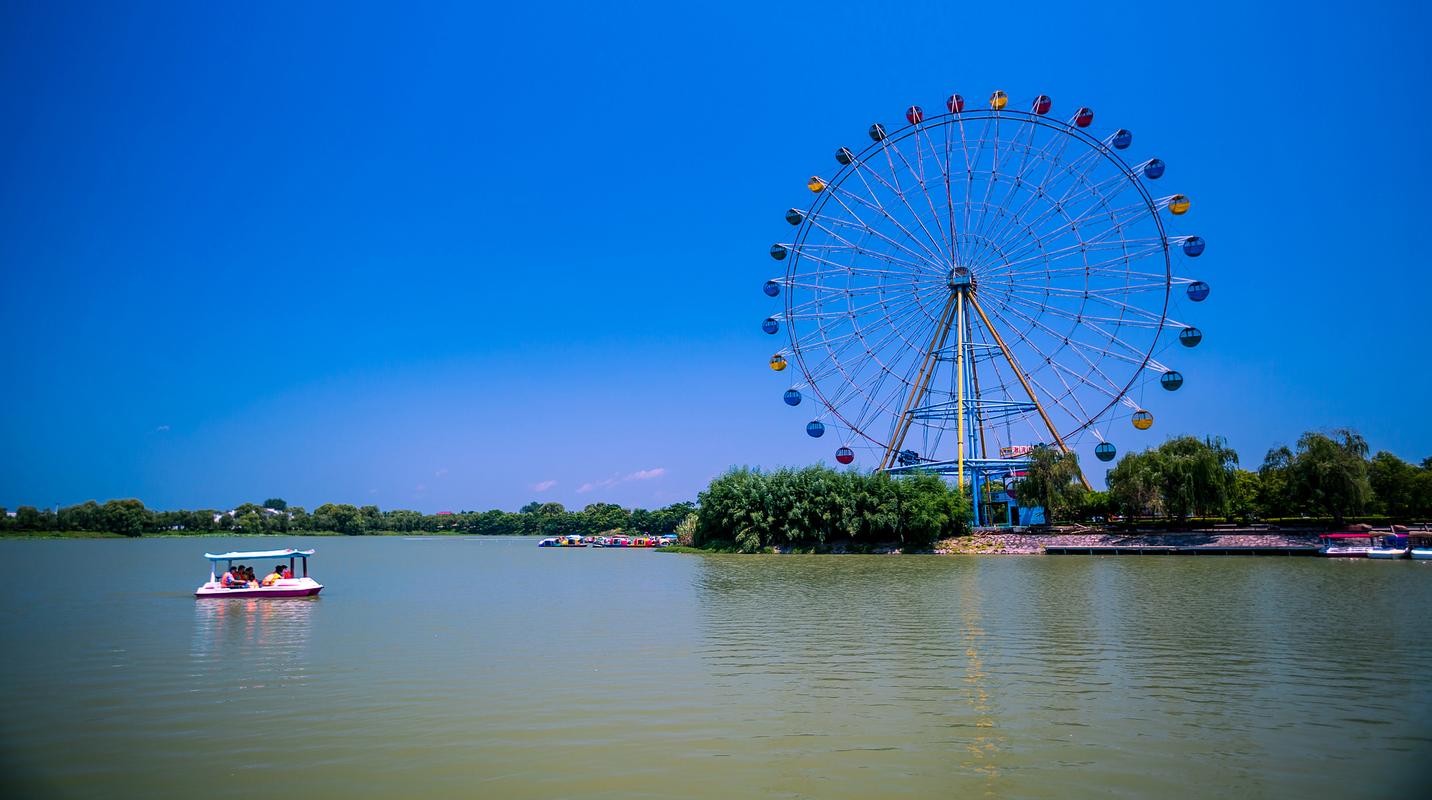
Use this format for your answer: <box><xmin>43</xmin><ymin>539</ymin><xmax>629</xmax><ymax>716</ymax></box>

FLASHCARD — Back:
<box><xmin>1043</xmin><ymin>545</ymin><xmax>1319</xmax><ymax>557</ymax></box>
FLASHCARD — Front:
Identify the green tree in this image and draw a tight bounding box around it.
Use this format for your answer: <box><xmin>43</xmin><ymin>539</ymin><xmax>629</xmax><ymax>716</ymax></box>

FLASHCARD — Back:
<box><xmin>1257</xmin><ymin>446</ymin><xmax>1296</xmax><ymax>518</ymax></box>
<box><xmin>58</xmin><ymin>500</ymin><xmax>102</xmax><ymax>531</ymax></box>
<box><xmin>263</xmin><ymin>498</ymin><xmax>288</xmax><ymax>511</ymax></box>
<box><xmin>674</xmin><ymin>512</ymin><xmax>698</xmax><ymax>546</ymax></box>
<box><xmin>1369</xmin><ymin>451</ymin><xmax>1418</xmax><ymax>519</ymax></box>
<box><xmin>1229</xmin><ymin>469</ymin><xmax>1262</xmax><ymax>522</ymax></box>
<box><xmin>1288</xmin><ymin>429</ymin><xmax>1371</xmax><ymax>526</ymax></box>
<box><xmin>359</xmin><ymin>505</ymin><xmax>382</xmax><ymax>532</ymax></box>
<box><xmin>1107</xmin><ymin>451</ymin><xmax>1162</xmax><ymax>518</ymax></box>
<box><xmin>1155</xmin><ymin>436</ymin><xmax>1238</xmax><ymax>519</ymax></box>
<box><xmin>100</xmin><ymin>499</ymin><xmax>149</xmax><ymax>537</ymax></box>
<box><xmin>1079</xmin><ymin>490</ymin><xmax>1114</xmax><ymax>521</ymax></box>
<box><xmin>581</xmin><ymin>502</ymin><xmax>630</xmax><ymax>534</ymax></box>
<box><xmin>1014</xmin><ymin>446</ymin><xmax>1086</xmax><ymax>522</ymax></box>
<box><xmin>312</xmin><ymin>503</ymin><xmax>364</xmax><ymax>535</ymax></box>
<box><xmin>15</xmin><ymin>506</ymin><xmax>45</xmax><ymax>531</ymax></box>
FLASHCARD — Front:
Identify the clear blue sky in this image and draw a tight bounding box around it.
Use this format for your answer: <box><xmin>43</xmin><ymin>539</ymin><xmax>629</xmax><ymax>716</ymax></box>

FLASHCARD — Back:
<box><xmin>2</xmin><ymin>1</ymin><xmax>1429</xmax><ymax>513</ymax></box>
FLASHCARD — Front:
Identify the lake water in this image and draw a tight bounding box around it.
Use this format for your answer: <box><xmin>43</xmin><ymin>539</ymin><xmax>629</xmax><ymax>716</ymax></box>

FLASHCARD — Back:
<box><xmin>1</xmin><ymin>537</ymin><xmax>1429</xmax><ymax>798</ymax></box>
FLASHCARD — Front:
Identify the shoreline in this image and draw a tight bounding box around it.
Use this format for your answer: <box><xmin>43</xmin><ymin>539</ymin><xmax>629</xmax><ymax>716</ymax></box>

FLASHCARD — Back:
<box><xmin>661</xmin><ymin>531</ymin><xmax>1335</xmax><ymax>556</ymax></box>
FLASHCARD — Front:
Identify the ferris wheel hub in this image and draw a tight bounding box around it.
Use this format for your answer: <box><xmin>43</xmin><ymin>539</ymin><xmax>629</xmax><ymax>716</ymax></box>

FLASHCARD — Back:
<box><xmin>947</xmin><ymin>266</ymin><xmax>974</xmax><ymax>291</ymax></box>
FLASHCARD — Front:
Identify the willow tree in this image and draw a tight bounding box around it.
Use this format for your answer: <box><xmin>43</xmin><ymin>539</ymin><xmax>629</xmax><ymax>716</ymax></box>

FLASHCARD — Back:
<box><xmin>1014</xmin><ymin>446</ymin><xmax>1086</xmax><ymax>522</ymax></box>
<box><xmin>1288</xmin><ymin>429</ymin><xmax>1371</xmax><ymax>526</ymax></box>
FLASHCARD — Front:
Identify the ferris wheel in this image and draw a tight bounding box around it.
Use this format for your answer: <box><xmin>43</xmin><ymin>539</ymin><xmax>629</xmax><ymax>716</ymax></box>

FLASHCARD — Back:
<box><xmin>762</xmin><ymin>91</ymin><xmax>1209</xmax><ymax>507</ymax></box>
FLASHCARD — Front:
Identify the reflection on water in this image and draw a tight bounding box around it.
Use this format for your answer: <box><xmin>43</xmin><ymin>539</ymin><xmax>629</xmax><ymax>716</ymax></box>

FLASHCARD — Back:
<box><xmin>689</xmin><ymin>555</ymin><xmax>1432</xmax><ymax>798</ymax></box>
<box><xmin>190</xmin><ymin>598</ymin><xmax>317</xmax><ymax>691</ymax></box>
<box><xmin>1</xmin><ymin>538</ymin><xmax>1430</xmax><ymax>799</ymax></box>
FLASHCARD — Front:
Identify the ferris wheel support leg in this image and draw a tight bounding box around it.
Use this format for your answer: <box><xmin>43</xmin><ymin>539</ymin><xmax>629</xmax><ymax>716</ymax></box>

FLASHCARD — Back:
<box><xmin>966</xmin><ymin>310</ymin><xmax>989</xmax><ymax>461</ymax></box>
<box><xmin>880</xmin><ymin>292</ymin><xmax>959</xmax><ymax>471</ymax></box>
<box><xmin>967</xmin><ymin>294</ymin><xmax>1093</xmax><ymax>492</ymax></box>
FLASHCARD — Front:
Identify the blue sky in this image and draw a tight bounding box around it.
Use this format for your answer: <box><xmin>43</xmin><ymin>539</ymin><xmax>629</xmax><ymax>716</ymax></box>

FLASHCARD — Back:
<box><xmin>2</xmin><ymin>1</ymin><xmax>1429</xmax><ymax>512</ymax></box>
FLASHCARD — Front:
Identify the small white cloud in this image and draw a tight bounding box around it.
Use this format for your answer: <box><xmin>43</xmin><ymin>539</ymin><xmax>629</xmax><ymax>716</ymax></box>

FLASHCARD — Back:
<box><xmin>577</xmin><ymin>468</ymin><xmax>665</xmax><ymax>493</ymax></box>
<box><xmin>578</xmin><ymin>476</ymin><xmax>619</xmax><ymax>494</ymax></box>
<box><xmin>531</xmin><ymin>479</ymin><xmax>557</xmax><ymax>492</ymax></box>
<box><xmin>154</xmin><ymin>425</ymin><xmax>171</xmax><ymax>433</ymax></box>
<box><xmin>434</xmin><ymin>468</ymin><xmax>449</xmax><ymax>478</ymax></box>
<box><xmin>414</xmin><ymin>483</ymin><xmax>428</xmax><ymax>493</ymax></box>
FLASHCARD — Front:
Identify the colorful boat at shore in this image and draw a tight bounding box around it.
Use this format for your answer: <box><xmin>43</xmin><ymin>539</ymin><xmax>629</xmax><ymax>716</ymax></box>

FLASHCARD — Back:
<box><xmin>195</xmin><ymin>549</ymin><xmax>323</xmax><ymax>598</ymax></box>
<box><xmin>1318</xmin><ymin>533</ymin><xmax>1375</xmax><ymax>557</ymax></box>
<box><xmin>1411</xmin><ymin>533</ymin><xmax>1432</xmax><ymax>561</ymax></box>
<box><xmin>537</xmin><ymin>535</ymin><xmax>587</xmax><ymax>547</ymax></box>
<box><xmin>1367</xmin><ymin>533</ymin><xmax>1410</xmax><ymax>559</ymax></box>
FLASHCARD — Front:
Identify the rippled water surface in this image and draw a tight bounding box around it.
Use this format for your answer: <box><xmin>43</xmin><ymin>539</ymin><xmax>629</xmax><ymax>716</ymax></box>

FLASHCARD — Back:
<box><xmin>2</xmin><ymin>537</ymin><xmax>1430</xmax><ymax>798</ymax></box>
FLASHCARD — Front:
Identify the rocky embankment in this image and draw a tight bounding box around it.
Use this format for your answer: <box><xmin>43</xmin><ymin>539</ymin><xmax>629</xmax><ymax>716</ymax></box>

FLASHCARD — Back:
<box><xmin>933</xmin><ymin>530</ymin><xmax>1324</xmax><ymax>555</ymax></box>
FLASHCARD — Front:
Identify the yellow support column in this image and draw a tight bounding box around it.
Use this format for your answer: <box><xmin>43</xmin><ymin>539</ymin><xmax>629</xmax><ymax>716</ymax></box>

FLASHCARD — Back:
<box><xmin>956</xmin><ymin>291</ymin><xmax>965</xmax><ymax>489</ymax></box>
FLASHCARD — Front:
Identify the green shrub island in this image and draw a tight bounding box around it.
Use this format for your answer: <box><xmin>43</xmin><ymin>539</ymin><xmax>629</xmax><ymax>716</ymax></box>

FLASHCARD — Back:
<box><xmin>692</xmin><ymin>466</ymin><xmax>970</xmax><ymax>552</ymax></box>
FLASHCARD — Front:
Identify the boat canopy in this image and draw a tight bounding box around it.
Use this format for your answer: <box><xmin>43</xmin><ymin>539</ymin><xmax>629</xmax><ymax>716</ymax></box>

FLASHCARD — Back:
<box><xmin>204</xmin><ymin>549</ymin><xmax>315</xmax><ymax>561</ymax></box>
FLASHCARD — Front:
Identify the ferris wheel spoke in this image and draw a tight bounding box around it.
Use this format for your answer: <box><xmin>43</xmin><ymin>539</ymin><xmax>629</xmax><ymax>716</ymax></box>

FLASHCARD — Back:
<box><xmin>809</xmin><ymin>302</ymin><xmax>942</xmax><ymax>424</ymax></box>
<box><xmin>857</xmin><ymin>146</ymin><xmax>953</xmax><ymax>266</ymax></box>
<box><xmin>790</xmin><ymin>241</ymin><xmax>941</xmax><ymax>275</ymax></box>
<box><xmin>983</xmin><ymin>235</ymin><xmax>1164</xmax><ymax>278</ymax></box>
<box><xmin>884</xmin><ymin>133</ymin><xmax>956</xmax><ymax>265</ymax></box>
<box><xmin>983</xmin><ymin>166</ymin><xmax>1135</xmax><ymax>259</ymax></box>
<box><xmin>961</xmin><ymin>117</ymin><xmax>997</xmax><ymax>268</ymax></box>
<box><xmin>971</xmin><ymin>121</ymin><xmax>1046</xmax><ymax>249</ymax></box>
<box><xmin>789</xmin><ymin>289</ymin><xmax>936</xmax><ymax>327</ymax></box>
<box><xmin>918</xmin><ymin>122</ymin><xmax>960</xmax><ymax>264</ymax></box>
<box><xmin>825</xmin><ymin>179</ymin><xmax>948</xmax><ymax>267</ymax></box>
<box><xmin>974</xmin><ymin>123</ymin><xmax>1080</xmax><ymax>253</ymax></box>
<box><xmin>983</xmin><ymin>293</ymin><xmax>1143</xmax><ymax>394</ymax></box>
<box><xmin>802</xmin><ymin>213</ymin><xmax>948</xmax><ymax>272</ymax></box>
<box><xmin>795</xmin><ymin>292</ymin><xmax>943</xmax><ymax>373</ymax></box>
<box><xmin>996</xmin><ymin>281</ymin><xmax>1172</xmax><ymax>304</ymax></box>
<box><xmin>816</xmin><ymin>187</ymin><xmax>948</xmax><ymax>272</ymax></box>
<box><xmin>990</xmin><ymin>297</ymin><xmax>1157</xmax><ymax>380</ymax></box>
<box><xmin>989</xmin><ymin>169</ymin><xmax>1142</xmax><ymax>259</ymax></box>
<box><xmin>788</xmin><ymin>247</ymin><xmax>944</xmax><ymax>280</ymax></box>
<box><xmin>974</xmin><ymin>299</ymin><xmax>1113</xmax><ymax>436</ymax></box>
<box><xmin>993</xmin><ymin>293</ymin><xmax>1170</xmax><ymax>329</ymax></box>
<box><xmin>977</xmin><ymin>180</ymin><xmax>1139</xmax><ymax>276</ymax></box>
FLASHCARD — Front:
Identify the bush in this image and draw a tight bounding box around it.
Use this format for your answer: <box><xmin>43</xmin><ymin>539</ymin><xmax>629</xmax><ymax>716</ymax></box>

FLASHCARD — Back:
<box><xmin>693</xmin><ymin>466</ymin><xmax>969</xmax><ymax>553</ymax></box>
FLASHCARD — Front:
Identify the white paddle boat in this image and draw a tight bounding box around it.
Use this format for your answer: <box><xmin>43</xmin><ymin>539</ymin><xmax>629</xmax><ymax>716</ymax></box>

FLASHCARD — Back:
<box><xmin>194</xmin><ymin>549</ymin><xmax>323</xmax><ymax>598</ymax></box>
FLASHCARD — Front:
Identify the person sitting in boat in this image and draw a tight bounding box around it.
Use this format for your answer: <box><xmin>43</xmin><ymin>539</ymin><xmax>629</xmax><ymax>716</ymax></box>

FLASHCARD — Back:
<box><xmin>221</xmin><ymin>566</ymin><xmax>240</xmax><ymax>588</ymax></box>
<box><xmin>244</xmin><ymin>567</ymin><xmax>260</xmax><ymax>588</ymax></box>
<box><xmin>261</xmin><ymin>565</ymin><xmax>283</xmax><ymax>587</ymax></box>
<box><xmin>282</xmin><ymin>564</ymin><xmax>294</xmax><ymax>579</ymax></box>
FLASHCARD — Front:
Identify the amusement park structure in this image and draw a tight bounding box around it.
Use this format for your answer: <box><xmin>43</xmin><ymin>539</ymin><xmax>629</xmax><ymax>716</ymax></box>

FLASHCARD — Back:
<box><xmin>763</xmin><ymin>91</ymin><xmax>1209</xmax><ymax>526</ymax></box>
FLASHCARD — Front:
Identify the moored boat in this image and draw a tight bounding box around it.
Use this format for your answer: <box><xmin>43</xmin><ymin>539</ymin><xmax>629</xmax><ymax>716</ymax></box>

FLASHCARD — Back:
<box><xmin>1318</xmin><ymin>533</ymin><xmax>1374</xmax><ymax>557</ymax></box>
<box><xmin>1367</xmin><ymin>533</ymin><xmax>1409</xmax><ymax>559</ymax></box>
<box><xmin>1410</xmin><ymin>532</ymin><xmax>1432</xmax><ymax>560</ymax></box>
<box><xmin>538</xmin><ymin>535</ymin><xmax>587</xmax><ymax>547</ymax></box>
<box><xmin>195</xmin><ymin>549</ymin><xmax>323</xmax><ymax>598</ymax></box>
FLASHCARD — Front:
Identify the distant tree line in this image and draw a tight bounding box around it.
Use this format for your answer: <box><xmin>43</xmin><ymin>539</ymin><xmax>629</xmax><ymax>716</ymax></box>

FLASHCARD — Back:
<box><xmin>692</xmin><ymin>466</ymin><xmax>970</xmax><ymax>552</ymax></box>
<box><xmin>1021</xmin><ymin>428</ymin><xmax>1432</xmax><ymax>527</ymax></box>
<box><xmin>0</xmin><ymin>497</ymin><xmax>695</xmax><ymax>539</ymax></box>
